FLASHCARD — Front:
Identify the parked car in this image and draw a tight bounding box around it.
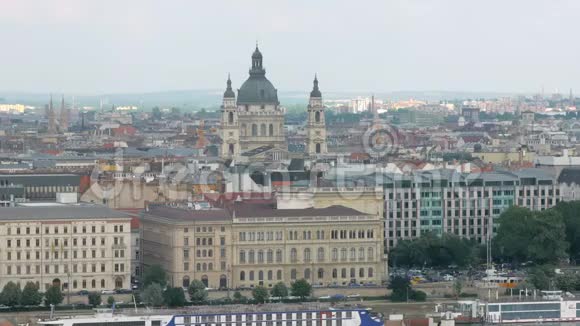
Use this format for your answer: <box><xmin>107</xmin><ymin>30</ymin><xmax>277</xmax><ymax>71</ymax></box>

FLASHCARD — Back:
<box><xmin>101</xmin><ymin>289</ymin><xmax>115</xmax><ymax>294</ymax></box>
<box><xmin>77</xmin><ymin>290</ymin><xmax>90</xmax><ymax>295</ymax></box>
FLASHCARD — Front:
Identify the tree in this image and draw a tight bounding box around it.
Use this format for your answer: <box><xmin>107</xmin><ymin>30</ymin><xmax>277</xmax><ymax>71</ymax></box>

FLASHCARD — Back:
<box><xmin>21</xmin><ymin>282</ymin><xmax>42</xmax><ymax>306</ymax></box>
<box><xmin>555</xmin><ymin>201</ymin><xmax>580</xmax><ymax>260</ymax></box>
<box><xmin>107</xmin><ymin>296</ymin><xmax>115</xmax><ymax>306</ymax></box>
<box><xmin>388</xmin><ymin>276</ymin><xmax>411</xmax><ymax>302</ymax></box>
<box><xmin>495</xmin><ymin>207</ymin><xmax>568</xmax><ymax>264</ymax></box>
<box><xmin>233</xmin><ymin>291</ymin><xmax>246</xmax><ymax>303</ymax></box>
<box><xmin>390</xmin><ymin>232</ymin><xmax>478</xmax><ymax>268</ymax></box>
<box><xmin>291</xmin><ymin>279</ymin><xmax>311</xmax><ymax>300</ymax></box>
<box><xmin>188</xmin><ymin>280</ymin><xmax>208</xmax><ymax>304</ymax></box>
<box><xmin>142</xmin><ymin>264</ymin><xmax>167</xmax><ymax>287</ymax></box>
<box><xmin>388</xmin><ymin>276</ymin><xmax>427</xmax><ymax>302</ymax></box>
<box><xmin>45</xmin><ymin>285</ymin><xmax>64</xmax><ymax>305</ymax></box>
<box><xmin>556</xmin><ymin>273</ymin><xmax>577</xmax><ymax>292</ymax></box>
<box><xmin>252</xmin><ymin>286</ymin><xmax>269</xmax><ymax>303</ymax></box>
<box><xmin>164</xmin><ymin>287</ymin><xmax>186</xmax><ymax>307</ymax></box>
<box><xmin>0</xmin><ymin>282</ymin><xmax>22</xmax><ymax>306</ymax></box>
<box><xmin>452</xmin><ymin>280</ymin><xmax>463</xmax><ymax>299</ymax></box>
<box><xmin>270</xmin><ymin>282</ymin><xmax>289</xmax><ymax>299</ymax></box>
<box><xmin>529</xmin><ymin>265</ymin><xmax>556</xmax><ymax>290</ymax></box>
<box><xmin>142</xmin><ymin>283</ymin><xmax>164</xmax><ymax>307</ymax></box>
<box><xmin>88</xmin><ymin>293</ymin><xmax>102</xmax><ymax>306</ymax></box>
<box><xmin>410</xmin><ymin>290</ymin><xmax>427</xmax><ymax>302</ymax></box>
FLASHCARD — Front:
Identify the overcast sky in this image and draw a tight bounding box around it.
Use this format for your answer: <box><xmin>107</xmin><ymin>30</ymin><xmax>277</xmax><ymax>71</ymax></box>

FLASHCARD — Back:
<box><xmin>1</xmin><ymin>0</ymin><xmax>579</xmax><ymax>95</ymax></box>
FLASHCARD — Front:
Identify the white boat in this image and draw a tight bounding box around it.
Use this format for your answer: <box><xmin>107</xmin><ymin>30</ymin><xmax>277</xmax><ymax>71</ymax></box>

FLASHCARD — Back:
<box><xmin>39</xmin><ymin>305</ymin><xmax>383</xmax><ymax>326</ymax></box>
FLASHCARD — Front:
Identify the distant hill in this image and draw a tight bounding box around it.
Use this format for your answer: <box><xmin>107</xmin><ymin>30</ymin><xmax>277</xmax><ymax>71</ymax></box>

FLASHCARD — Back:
<box><xmin>0</xmin><ymin>90</ymin><xmax>520</xmax><ymax>110</ymax></box>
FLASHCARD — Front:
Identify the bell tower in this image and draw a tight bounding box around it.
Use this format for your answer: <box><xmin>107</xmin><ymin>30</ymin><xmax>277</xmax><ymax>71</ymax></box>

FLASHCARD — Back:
<box><xmin>306</xmin><ymin>74</ymin><xmax>327</xmax><ymax>155</ymax></box>
<box><xmin>220</xmin><ymin>74</ymin><xmax>240</xmax><ymax>159</ymax></box>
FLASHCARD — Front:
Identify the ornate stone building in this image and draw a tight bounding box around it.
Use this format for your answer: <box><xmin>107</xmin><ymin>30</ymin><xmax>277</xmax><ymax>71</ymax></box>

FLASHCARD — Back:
<box><xmin>220</xmin><ymin>46</ymin><xmax>286</xmax><ymax>159</ymax></box>
<box><xmin>306</xmin><ymin>75</ymin><xmax>327</xmax><ymax>155</ymax></box>
<box><xmin>220</xmin><ymin>46</ymin><xmax>328</xmax><ymax>160</ymax></box>
<box><xmin>0</xmin><ymin>206</ymin><xmax>132</xmax><ymax>291</ymax></box>
<box><xmin>140</xmin><ymin>197</ymin><xmax>385</xmax><ymax>289</ymax></box>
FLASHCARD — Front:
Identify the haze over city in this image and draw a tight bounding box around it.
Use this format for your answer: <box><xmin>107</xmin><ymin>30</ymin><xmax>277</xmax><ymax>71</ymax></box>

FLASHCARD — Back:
<box><xmin>4</xmin><ymin>2</ymin><xmax>580</xmax><ymax>325</ymax></box>
<box><xmin>1</xmin><ymin>0</ymin><xmax>580</xmax><ymax>94</ymax></box>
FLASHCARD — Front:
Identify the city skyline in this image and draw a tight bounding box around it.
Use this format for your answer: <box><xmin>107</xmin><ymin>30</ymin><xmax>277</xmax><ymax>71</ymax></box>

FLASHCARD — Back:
<box><xmin>1</xmin><ymin>0</ymin><xmax>580</xmax><ymax>94</ymax></box>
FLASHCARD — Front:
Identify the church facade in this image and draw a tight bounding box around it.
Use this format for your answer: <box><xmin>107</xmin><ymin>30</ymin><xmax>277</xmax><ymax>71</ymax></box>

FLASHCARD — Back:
<box><xmin>220</xmin><ymin>46</ymin><xmax>327</xmax><ymax>160</ymax></box>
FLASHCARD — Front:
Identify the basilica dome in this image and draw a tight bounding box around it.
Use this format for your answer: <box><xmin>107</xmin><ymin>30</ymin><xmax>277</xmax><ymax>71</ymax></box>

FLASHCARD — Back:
<box><xmin>237</xmin><ymin>46</ymin><xmax>279</xmax><ymax>105</ymax></box>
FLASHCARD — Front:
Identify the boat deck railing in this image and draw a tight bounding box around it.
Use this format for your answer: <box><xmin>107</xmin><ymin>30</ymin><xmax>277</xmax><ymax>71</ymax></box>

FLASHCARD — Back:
<box><xmin>119</xmin><ymin>303</ymin><xmax>341</xmax><ymax>316</ymax></box>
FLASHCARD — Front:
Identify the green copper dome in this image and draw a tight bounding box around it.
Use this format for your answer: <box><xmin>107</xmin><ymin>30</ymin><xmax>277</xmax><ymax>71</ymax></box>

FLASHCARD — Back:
<box><xmin>237</xmin><ymin>46</ymin><xmax>279</xmax><ymax>105</ymax></box>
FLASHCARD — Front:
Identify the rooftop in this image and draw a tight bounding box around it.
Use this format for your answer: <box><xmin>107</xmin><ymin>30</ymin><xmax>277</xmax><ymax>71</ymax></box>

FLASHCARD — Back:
<box><xmin>0</xmin><ymin>205</ymin><xmax>130</xmax><ymax>221</ymax></box>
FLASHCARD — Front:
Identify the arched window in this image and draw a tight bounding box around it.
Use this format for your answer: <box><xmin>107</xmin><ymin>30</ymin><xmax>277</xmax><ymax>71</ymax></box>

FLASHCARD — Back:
<box><xmin>317</xmin><ymin>247</ymin><xmax>325</xmax><ymax>262</ymax></box>
<box><xmin>249</xmin><ymin>250</ymin><xmax>255</xmax><ymax>263</ymax></box>
<box><xmin>316</xmin><ymin>143</ymin><xmax>321</xmax><ymax>153</ymax></box>
<box><xmin>341</xmin><ymin>268</ymin><xmax>347</xmax><ymax>278</ymax></box>
<box><xmin>240</xmin><ymin>271</ymin><xmax>245</xmax><ymax>281</ymax></box>
<box><xmin>368</xmin><ymin>268</ymin><xmax>374</xmax><ymax>278</ymax></box>
<box><xmin>276</xmin><ymin>249</ymin><xmax>283</xmax><ymax>263</ymax></box>
<box><xmin>291</xmin><ymin>269</ymin><xmax>297</xmax><ymax>280</ymax></box>
<box><xmin>341</xmin><ymin>248</ymin><xmax>347</xmax><ymax>261</ymax></box>
<box><xmin>359</xmin><ymin>268</ymin><xmax>365</xmax><ymax>278</ymax></box>
<box><xmin>290</xmin><ymin>248</ymin><xmax>297</xmax><ymax>262</ymax></box>
<box><xmin>202</xmin><ymin>263</ymin><xmax>207</xmax><ymax>271</ymax></box>
<box><xmin>267</xmin><ymin>270</ymin><xmax>273</xmax><ymax>280</ymax></box>
<box><xmin>260</xmin><ymin>124</ymin><xmax>266</xmax><ymax>136</ymax></box>
<box><xmin>332</xmin><ymin>248</ymin><xmax>338</xmax><ymax>261</ymax></box>
<box><xmin>350</xmin><ymin>268</ymin><xmax>355</xmax><ymax>278</ymax></box>
<box><xmin>228</xmin><ymin>112</ymin><xmax>234</xmax><ymax>124</ymax></box>
<box><xmin>350</xmin><ymin>248</ymin><xmax>356</xmax><ymax>261</ymax></box>
<box><xmin>332</xmin><ymin>269</ymin><xmax>338</xmax><ymax>279</ymax></box>
<box><xmin>183</xmin><ymin>276</ymin><xmax>190</xmax><ymax>288</ymax></box>
<box><xmin>318</xmin><ymin>268</ymin><xmax>324</xmax><ymax>279</ymax></box>
<box><xmin>101</xmin><ymin>279</ymin><xmax>105</xmax><ymax>288</ymax></box>
<box><xmin>267</xmin><ymin>249</ymin><xmax>273</xmax><ymax>263</ymax></box>
<box><xmin>252</xmin><ymin>124</ymin><xmax>258</xmax><ymax>136</ymax></box>
<box><xmin>249</xmin><ymin>271</ymin><xmax>255</xmax><ymax>281</ymax></box>
<box><xmin>277</xmin><ymin>270</ymin><xmax>282</xmax><ymax>280</ymax></box>
<box><xmin>208</xmin><ymin>249</ymin><xmax>213</xmax><ymax>257</ymax></box>
<box><xmin>304</xmin><ymin>268</ymin><xmax>311</xmax><ymax>280</ymax></box>
<box><xmin>91</xmin><ymin>279</ymin><xmax>96</xmax><ymax>288</ymax></box>
<box><xmin>359</xmin><ymin>247</ymin><xmax>365</xmax><ymax>261</ymax></box>
<box><xmin>258</xmin><ymin>271</ymin><xmax>264</xmax><ymax>280</ymax></box>
<box><xmin>269</xmin><ymin>124</ymin><xmax>274</xmax><ymax>136</ymax></box>
<box><xmin>239</xmin><ymin>250</ymin><xmax>246</xmax><ymax>264</ymax></box>
<box><xmin>208</xmin><ymin>263</ymin><xmax>213</xmax><ymax>271</ymax></box>
<box><xmin>228</xmin><ymin>144</ymin><xmax>234</xmax><ymax>154</ymax></box>
<box><xmin>196</xmin><ymin>263</ymin><xmax>201</xmax><ymax>271</ymax></box>
<box><xmin>315</xmin><ymin>111</ymin><xmax>321</xmax><ymax>123</ymax></box>
<box><xmin>241</xmin><ymin>123</ymin><xmax>247</xmax><ymax>136</ymax></box>
<box><xmin>258</xmin><ymin>250</ymin><xmax>264</xmax><ymax>263</ymax></box>
<box><xmin>304</xmin><ymin>248</ymin><xmax>311</xmax><ymax>262</ymax></box>
<box><xmin>368</xmin><ymin>247</ymin><xmax>374</xmax><ymax>260</ymax></box>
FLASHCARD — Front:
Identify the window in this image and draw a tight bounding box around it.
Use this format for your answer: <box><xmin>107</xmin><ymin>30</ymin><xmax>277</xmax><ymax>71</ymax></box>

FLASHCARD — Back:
<box><xmin>304</xmin><ymin>248</ymin><xmax>311</xmax><ymax>262</ymax></box>
<box><xmin>240</xmin><ymin>250</ymin><xmax>246</xmax><ymax>263</ymax></box>
<box><xmin>267</xmin><ymin>249</ymin><xmax>273</xmax><ymax>263</ymax></box>
<box><xmin>276</xmin><ymin>249</ymin><xmax>282</xmax><ymax>263</ymax></box>
<box><xmin>317</xmin><ymin>247</ymin><xmax>325</xmax><ymax>262</ymax></box>
<box><xmin>290</xmin><ymin>248</ymin><xmax>297</xmax><ymax>262</ymax></box>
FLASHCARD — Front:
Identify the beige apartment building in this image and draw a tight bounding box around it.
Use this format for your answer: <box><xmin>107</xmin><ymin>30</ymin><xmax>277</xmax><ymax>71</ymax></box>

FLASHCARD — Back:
<box><xmin>0</xmin><ymin>206</ymin><xmax>132</xmax><ymax>291</ymax></box>
<box><xmin>140</xmin><ymin>199</ymin><xmax>386</xmax><ymax>289</ymax></box>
